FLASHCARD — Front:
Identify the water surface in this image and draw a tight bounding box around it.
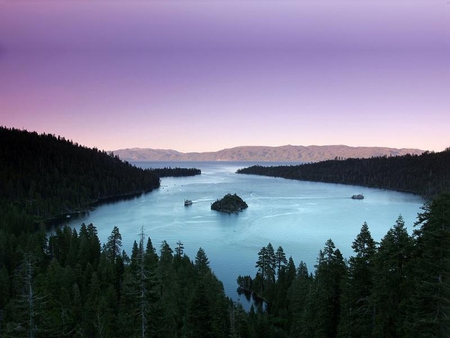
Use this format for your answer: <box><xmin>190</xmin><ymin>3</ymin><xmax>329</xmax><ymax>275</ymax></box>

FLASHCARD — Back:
<box><xmin>66</xmin><ymin>161</ymin><xmax>424</xmax><ymax>306</ymax></box>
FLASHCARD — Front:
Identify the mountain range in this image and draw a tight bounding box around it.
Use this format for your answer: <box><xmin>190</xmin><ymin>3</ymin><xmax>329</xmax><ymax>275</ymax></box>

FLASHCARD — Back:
<box><xmin>112</xmin><ymin>145</ymin><xmax>424</xmax><ymax>162</ymax></box>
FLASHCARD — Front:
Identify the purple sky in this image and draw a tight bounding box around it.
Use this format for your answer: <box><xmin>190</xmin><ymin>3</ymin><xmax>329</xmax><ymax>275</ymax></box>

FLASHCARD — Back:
<box><xmin>1</xmin><ymin>1</ymin><xmax>449</xmax><ymax>152</ymax></box>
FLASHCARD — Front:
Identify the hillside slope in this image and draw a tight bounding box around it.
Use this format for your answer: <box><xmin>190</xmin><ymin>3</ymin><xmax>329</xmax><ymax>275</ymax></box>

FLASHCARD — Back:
<box><xmin>0</xmin><ymin>127</ymin><xmax>160</xmax><ymax>229</ymax></box>
<box><xmin>237</xmin><ymin>149</ymin><xmax>450</xmax><ymax>198</ymax></box>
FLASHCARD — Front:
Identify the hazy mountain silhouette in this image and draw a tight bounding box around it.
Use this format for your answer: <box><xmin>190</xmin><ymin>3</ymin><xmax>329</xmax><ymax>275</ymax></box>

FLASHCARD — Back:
<box><xmin>113</xmin><ymin>145</ymin><xmax>424</xmax><ymax>162</ymax></box>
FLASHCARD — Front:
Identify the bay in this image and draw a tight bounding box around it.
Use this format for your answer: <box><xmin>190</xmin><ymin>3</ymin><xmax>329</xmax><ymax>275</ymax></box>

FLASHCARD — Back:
<box><xmin>65</xmin><ymin>161</ymin><xmax>424</xmax><ymax>307</ymax></box>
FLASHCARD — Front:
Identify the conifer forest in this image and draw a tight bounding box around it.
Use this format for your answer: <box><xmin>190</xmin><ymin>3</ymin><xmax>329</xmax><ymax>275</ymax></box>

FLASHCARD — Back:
<box><xmin>1</xmin><ymin>127</ymin><xmax>449</xmax><ymax>337</ymax></box>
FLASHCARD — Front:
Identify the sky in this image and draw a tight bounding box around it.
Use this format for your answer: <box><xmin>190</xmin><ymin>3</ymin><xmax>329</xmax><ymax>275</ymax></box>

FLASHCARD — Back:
<box><xmin>0</xmin><ymin>1</ymin><xmax>449</xmax><ymax>152</ymax></box>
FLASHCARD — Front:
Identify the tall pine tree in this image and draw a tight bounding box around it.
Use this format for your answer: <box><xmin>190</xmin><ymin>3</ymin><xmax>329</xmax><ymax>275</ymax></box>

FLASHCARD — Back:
<box><xmin>407</xmin><ymin>194</ymin><xmax>450</xmax><ymax>337</ymax></box>
<box><xmin>339</xmin><ymin>222</ymin><xmax>377</xmax><ymax>337</ymax></box>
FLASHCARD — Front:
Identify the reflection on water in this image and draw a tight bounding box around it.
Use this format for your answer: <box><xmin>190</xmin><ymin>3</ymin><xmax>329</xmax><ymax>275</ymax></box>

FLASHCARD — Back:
<box><xmin>66</xmin><ymin>161</ymin><xmax>424</xmax><ymax>308</ymax></box>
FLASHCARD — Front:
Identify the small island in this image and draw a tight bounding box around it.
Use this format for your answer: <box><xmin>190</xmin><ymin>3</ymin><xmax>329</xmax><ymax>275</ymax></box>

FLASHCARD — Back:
<box><xmin>211</xmin><ymin>193</ymin><xmax>248</xmax><ymax>213</ymax></box>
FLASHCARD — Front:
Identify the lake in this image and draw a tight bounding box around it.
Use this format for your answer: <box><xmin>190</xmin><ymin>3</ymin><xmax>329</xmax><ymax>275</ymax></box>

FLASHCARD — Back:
<box><xmin>65</xmin><ymin>161</ymin><xmax>424</xmax><ymax>307</ymax></box>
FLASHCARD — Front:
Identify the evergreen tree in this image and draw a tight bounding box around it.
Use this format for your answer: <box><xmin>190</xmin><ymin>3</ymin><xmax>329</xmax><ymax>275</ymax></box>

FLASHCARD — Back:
<box><xmin>153</xmin><ymin>241</ymin><xmax>179</xmax><ymax>337</ymax></box>
<box><xmin>312</xmin><ymin>239</ymin><xmax>347</xmax><ymax>338</ymax></box>
<box><xmin>175</xmin><ymin>240</ymin><xmax>184</xmax><ymax>257</ymax></box>
<box><xmin>3</xmin><ymin>255</ymin><xmax>43</xmax><ymax>338</ymax></box>
<box><xmin>186</xmin><ymin>278</ymin><xmax>215</xmax><ymax>337</ymax></box>
<box><xmin>145</xmin><ymin>237</ymin><xmax>159</xmax><ymax>268</ymax></box>
<box><xmin>275</xmin><ymin>245</ymin><xmax>288</xmax><ymax>276</ymax></box>
<box><xmin>407</xmin><ymin>194</ymin><xmax>450</xmax><ymax>337</ymax></box>
<box><xmin>118</xmin><ymin>226</ymin><xmax>154</xmax><ymax>338</ymax></box>
<box><xmin>255</xmin><ymin>243</ymin><xmax>276</xmax><ymax>294</ymax></box>
<box><xmin>289</xmin><ymin>261</ymin><xmax>312</xmax><ymax>337</ymax></box>
<box><xmin>195</xmin><ymin>247</ymin><xmax>210</xmax><ymax>276</ymax></box>
<box><xmin>266</xmin><ymin>243</ymin><xmax>276</xmax><ymax>285</ymax></box>
<box><xmin>104</xmin><ymin>226</ymin><xmax>122</xmax><ymax>264</ymax></box>
<box><xmin>371</xmin><ymin>215</ymin><xmax>415</xmax><ymax>337</ymax></box>
<box><xmin>339</xmin><ymin>222</ymin><xmax>377</xmax><ymax>337</ymax></box>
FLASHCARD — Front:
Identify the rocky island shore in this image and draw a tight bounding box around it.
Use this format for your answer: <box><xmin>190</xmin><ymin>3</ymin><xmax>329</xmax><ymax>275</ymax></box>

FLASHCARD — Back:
<box><xmin>211</xmin><ymin>193</ymin><xmax>248</xmax><ymax>213</ymax></box>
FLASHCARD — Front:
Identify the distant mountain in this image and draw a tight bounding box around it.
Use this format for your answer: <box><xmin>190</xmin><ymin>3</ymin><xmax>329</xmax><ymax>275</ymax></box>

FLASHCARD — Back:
<box><xmin>113</xmin><ymin>145</ymin><xmax>424</xmax><ymax>162</ymax></box>
<box><xmin>237</xmin><ymin>149</ymin><xmax>450</xmax><ymax>198</ymax></box>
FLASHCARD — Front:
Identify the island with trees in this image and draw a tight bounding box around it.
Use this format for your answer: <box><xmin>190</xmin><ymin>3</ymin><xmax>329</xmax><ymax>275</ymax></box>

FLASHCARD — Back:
<box><xmin>1</xmin><ymin>127</ymin><xmax>449</xmax><ymax>337</ymax></box>
<box><xmin>211</xmin><ymin>193</ymin><xmax>248</xmax><ymax>213</ymax></box>
<box><xmin>152</xmin><ymin>167</ymin><xmax>201</xmax><ymax>177</ymax></box>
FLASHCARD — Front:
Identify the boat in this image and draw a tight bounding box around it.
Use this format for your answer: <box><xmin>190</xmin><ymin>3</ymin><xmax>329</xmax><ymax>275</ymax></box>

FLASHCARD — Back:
<box><xmin>184</xmin><ymin>199</ymin><xmax>193</xmax><ymax>206</ymax></box>
<box><xmin>351</xmin><ymin>194</ymin><xmax>364</xmax><ymax>200</ymax></box>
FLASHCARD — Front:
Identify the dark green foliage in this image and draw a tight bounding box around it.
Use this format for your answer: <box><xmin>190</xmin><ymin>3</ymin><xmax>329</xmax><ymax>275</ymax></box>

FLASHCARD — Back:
<box><xmin>195</xmin><ymin>247</ymin><xmax>210</xmax><ymax>276</ymax></box>
<box><xmin>406</xmin><ymin>194</ymin><xmax>450</xmax><ymax>337</ymax></box>
<box><xmin>289</xmin><ymin>261</ymin><xmax>312</xmax><ymax>337</ymax></box>
<box><xmin>275</xmin><ymin>246</ymin><xmax>288</xmax><ymax>276</ymax></box>
<box><xmin>2</xmin><ymin>197</ymin><xmax>450</xmax><ymax>337</ymax></box>
<box><xmin>370</xmin><ymin>216</ymin><xmax>415</xmax><ymax>337</ymax></box>
<box><xmin>279</xmin><ymin>202</ymin><xmax>449</xmax><ymax>338</ymax></box>
<box><xmin>186</xmin><ymin>278</ymin><xmax>215</xmax><ymax>337</ymax></box>
<box><xmin>0</xmin><ymin>126</ymin><xmax>160</xmax><ymax>233</ymax></box>
<box><xmin>339</xmin><ymin>222</ymin><xmax>377</xmax><ymax>338</ymax></box>
<box><xmin>312</xmin><ymin>240</ymin><xmax>347</xmax><ymax>338</ymax></box>
<box><xmin>152</xmin><ymin>167</ymin><xmax>201</xmax><ymax>177</ymax></box>
<box><xmin>2</xmin><ymin>127</ymin><xmax>450</xmax><ymax>337</ymax></box>
<box><xmin>211</xmin><ymin>193</ymin><xmax>248</xmax><ymax>213</ymax></box>
<box><xmin>0</xmin><ymin>226</ymin><xmax>231</xmax><ymax>337</ymax></box>
<box><xmin>237</xmin><ymin>149</ymin><xmax>450</xmax><ymax>198</ymax></box>
<box><xmin>104</xmin><ymin>226</ymin><xmax>122</xmax><ymax>264</ymax></box>
<box><xmin>255</xmin><ymin>243</ymin><xmax>277</xmax><ymax>295</ymax></box>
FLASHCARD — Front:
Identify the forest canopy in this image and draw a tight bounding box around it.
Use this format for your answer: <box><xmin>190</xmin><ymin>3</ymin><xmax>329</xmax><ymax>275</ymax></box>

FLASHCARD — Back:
<box><xmin>0</xmin><ymin>127</ymin><xmax>161</xmax><ymax>228</ymax></box>
<box><xmin>237</xmin><ymin>149</ymin><xmax>450</xmax><ymax>199</ymax></box>
<box><xmin>0</xmin><ymin>127</ymin><xmax>449</xmax><ymax>337</ymax></box>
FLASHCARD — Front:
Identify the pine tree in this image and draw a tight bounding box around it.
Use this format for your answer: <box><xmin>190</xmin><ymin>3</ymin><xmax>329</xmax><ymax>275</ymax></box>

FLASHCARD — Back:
<box><xmin>266</xmin><ymin>243</ymin><xmax>276</xmax><ymax>285</ymax></box>
<box><xmin>407</xmin><ymin>194</ymin><xmax>450</xmax><ymax>337</ymax></box>
<box><xmin>153</xmin><ymin>241</ymin><xmax>179</xmax><ymax>337</ymax></box>
<box><xmin>255</xmin><ymin>243</ymin><xmax>276</xmax><ymax>294</ymax></box>
<box><xmin>175</xmin><ymin>240</ymin><xmax>184</xmax><ymax>257</ymax></box>
<box><xmin>195</xmin><ymin>247</ymin><xmax>210</xmax><ymax>276</ymax></box>
<box><xmin>312</xmin><ymin>239</ymin><xmax>347</xmax><ymax>338</ymax></box>
<box><xmin>290</xmin><ymin>261</ymin><xmax>312</xmax><ymax>337</ymax></box>
<box><xmin>186</xmin><ymin>278</ymin><xmax>214</xmax><ymax>337</ymax></box>
<box><xmin>339</xmin><ymin>222</ymin><xmax>377</xmax><ymax>337</ymax></box>
<box><xmin>371</xmin><ymin>215</ymin><xmax>415</xmax><ymax>337</ymax></box>
<box><xmin>275</xmin><ymin>246</ymin><xmax>288</xmax><ymax>276</ymax></box>
<box><xmin>3</xmin><ymin>255</ymin><xmax>44</xmax><ymax>338</ymax></box>
<box><xmin>104</xmin><ymin>226</ymin><xmax>122</xmax><ymax>264</ymax></box>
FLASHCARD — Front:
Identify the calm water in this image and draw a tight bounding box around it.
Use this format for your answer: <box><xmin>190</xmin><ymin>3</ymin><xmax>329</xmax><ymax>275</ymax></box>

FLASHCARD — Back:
<box><xmin>66</xmin><ymin>161</ymin><xmax>424</xmax><ymax>306</ymax></box>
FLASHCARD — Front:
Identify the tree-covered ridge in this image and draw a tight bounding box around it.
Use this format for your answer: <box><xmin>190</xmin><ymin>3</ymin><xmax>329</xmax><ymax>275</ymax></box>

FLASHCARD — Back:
<box><xmin>237</xmin><ymin>148</ymin><xmax>450</xmax><ymax>198</ymax></box>
<box><xmin>0</xmin><ymin>127</ymin><xmax>160</xmax><ymax>227</ymax></box>
<box><xmin>211</xmin><ymin>193</ymin><xmax>248</xmax><ymax>213</ymax></box>
<box><xmin>1</xmin><ymin>126</ymin><xmax>449</xmax><ymax>336</ymax></box>
<box><xmin>152</xmin><ymin>167</ymin><xmax>201</xmax><ymax>178</ymax></box>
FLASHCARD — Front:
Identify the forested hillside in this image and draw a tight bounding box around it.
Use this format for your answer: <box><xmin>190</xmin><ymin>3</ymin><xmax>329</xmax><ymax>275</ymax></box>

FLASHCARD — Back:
<box><xmin>0</xmin><ymin>127</ymin><xmax>160</xmax><ymax>233</ymax></box>
<box><xmin>237</xmin><ymin>149</ymin><xmax>450</xmax><ymax>198</ymax></box>
<box><xmin>1</xmin><ymin>127</ymin><xmax>449</xmax><ymax>337</ymax></box>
